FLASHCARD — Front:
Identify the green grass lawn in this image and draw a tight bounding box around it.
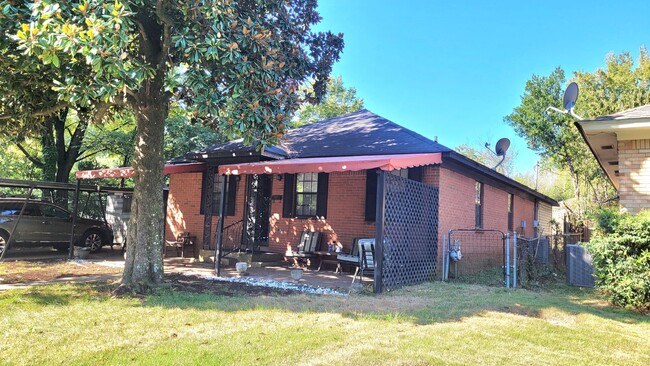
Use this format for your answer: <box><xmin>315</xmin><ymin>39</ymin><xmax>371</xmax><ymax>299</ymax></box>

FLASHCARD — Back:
<box><xmin>1</xmin><ymin>280</ymin><xmax>648</xmax><ymax>365</ymax></box>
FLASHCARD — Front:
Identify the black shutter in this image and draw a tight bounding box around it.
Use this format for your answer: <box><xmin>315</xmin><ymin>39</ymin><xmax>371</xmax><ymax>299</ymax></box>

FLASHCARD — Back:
<box><xmin>408</xmin><ymin>166</ymin><xmax>423</xmax><ymax>182</ymax></box>
<box><xmin>225</xmin><ymin>176</ymin><xmax>237</xmax><ymax>216</ymax></box>
<box><xmin>316</xmin><ymin>172</ymin><xmax>329</xmax><ymax>218</ymax></box>
<box><xmin>282</xmin><ymin>173</ymin><xmax>296</xmax><ymax>218</ymax></box>
<box><xmin>365</xmin><ymin>169</ymin><xmax>378</xmax><ymax>221</ymax></box>
<box><xmin>199</xmin><ymin>170</ymin><xmax>208</xmax><ymax>214</ymax></box>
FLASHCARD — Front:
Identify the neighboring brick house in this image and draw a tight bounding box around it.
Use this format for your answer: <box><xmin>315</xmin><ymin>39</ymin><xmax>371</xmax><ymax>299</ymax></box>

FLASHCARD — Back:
<box><xmin>165</xmin><ymin>109</ymin><xmax>558</xmax><ymax>265</ymax></box>
<box><xmin>576</xmin><ymin>104</ymin><xmax>650</xmax><ymax>213</ymax></box>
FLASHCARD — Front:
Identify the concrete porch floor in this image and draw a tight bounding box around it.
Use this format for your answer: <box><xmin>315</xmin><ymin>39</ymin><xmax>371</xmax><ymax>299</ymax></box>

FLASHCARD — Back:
<box><xmin>166</xmin><ymin>258</ymin><xmax>363</xmax><ymax>291</ymax></box>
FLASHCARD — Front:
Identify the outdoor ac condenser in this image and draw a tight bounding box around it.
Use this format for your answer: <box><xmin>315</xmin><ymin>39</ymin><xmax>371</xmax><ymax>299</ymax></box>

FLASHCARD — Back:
<box><xmin>566</xmin><ymin>244</ymin><xmax>595</xmax><ymax>287</ymax></box>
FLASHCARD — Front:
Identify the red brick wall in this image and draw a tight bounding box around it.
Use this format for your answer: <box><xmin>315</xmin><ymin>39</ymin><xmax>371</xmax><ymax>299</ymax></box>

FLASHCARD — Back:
<box><xmin>166</xmin><ymin>165</ymin><xmax>539</xmax><ymax>258</ymax></box>
<box><xmin>165</xmin><ymin>172</ymin><xmax>245</xmax><ymax>256</ymax></box>
<box><xmin>268</xmin><ymin>170</ymin><xmax>375</xmax><ymax>253</ymax></box>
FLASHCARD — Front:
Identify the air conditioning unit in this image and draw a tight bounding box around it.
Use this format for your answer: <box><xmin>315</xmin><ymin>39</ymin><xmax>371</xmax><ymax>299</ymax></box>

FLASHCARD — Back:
<box><xmin>566</xmin><ymin>244</ymin><xmax>595</xmax><ymax>287</ymax></box>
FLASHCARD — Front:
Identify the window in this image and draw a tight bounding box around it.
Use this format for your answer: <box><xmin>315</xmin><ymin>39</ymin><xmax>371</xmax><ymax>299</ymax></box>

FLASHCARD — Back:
<box><xmin>122</xmin><ymin>195</ymin><xmax>132</xmax><ymax>213</ymax></box>
<box><xmin>41</xmin><ymin>204</ymin><xmax>70</xmax><ymax>220</ymax></box>
<box><xmin>295</xmin><ymin>172</ymin><xmax>319</xmax><ymax>217</ymax></box>
<box><xmin>282</xmin><ymin>172</ymin><xmax>329</xmax><ymax>218</ymax></box>
<box><xmin>365</xmin><ymin>167</ymin><xmax>423</xmax><ymax>221</ymax></box>
<box><xmin>475</xmin><ymin>181</ymin><xmax>483</xmax><ymax>228</ymax></box>
<box><xmin>200</xmin><ymin>173</ymin><xmax>237</xmax><ymax>216</ymax></box>
<box><xmin>0</xmin><ymin>202</ymin><xmax>40</xmax><ymax>216</ymax></box>
<box><xmin>507</xmin><ymin>193</ymin><xmax>514</xmax><ymax>232</ymax></box>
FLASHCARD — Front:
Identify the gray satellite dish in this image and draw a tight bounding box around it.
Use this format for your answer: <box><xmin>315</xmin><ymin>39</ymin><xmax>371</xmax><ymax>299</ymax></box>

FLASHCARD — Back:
<box><xmin>546</xmin><ymin>82</ymin><xmax>583</xmax><ymax>119</ymax></box>
<box><xmin>495</xmin><ymin>138</ymin><xmax>510</xmax><ymax>157</ymax></box>
<box><xmin>563</xmin><ymin>82</ymin><xmax>579</xmax><ymax>111</ymax></box>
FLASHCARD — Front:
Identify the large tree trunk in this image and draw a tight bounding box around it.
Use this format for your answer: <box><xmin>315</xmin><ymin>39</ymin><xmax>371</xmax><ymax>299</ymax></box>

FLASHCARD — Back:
<box><xmin>121</xmin><ymin>76</ymin><xmax>168</xmax><ymax>289</ymax></box>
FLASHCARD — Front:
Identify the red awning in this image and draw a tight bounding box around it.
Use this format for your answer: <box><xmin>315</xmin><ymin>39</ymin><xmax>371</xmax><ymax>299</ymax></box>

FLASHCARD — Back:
<box><xmin>218</xmin><ymin>153</ymin><xmax>442</xmax><ymax>175</ymax></box>
<box><xmin>75</xmin><ymin>162</ymin><xmax>206</xmax><ymax>180</ymax></box>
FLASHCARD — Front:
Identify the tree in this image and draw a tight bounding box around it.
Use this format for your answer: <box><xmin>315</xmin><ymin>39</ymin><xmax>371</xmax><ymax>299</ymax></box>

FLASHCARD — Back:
<box><xmin>292</xmin><ymin>75</ymin><xmax>364</xmax><ymax>126</ymax></box>
<box><xmin>4</xmin><ymin>0</ymin><xmax>343</xmax><ymax>290</ymax></box>
<box><xmin>506</xmin><ymin>49</ymin><xmax>650</xmax><ymax>215</ymax></box>
<box><xmin>455</xmin><ymin>140</ymin><xmax>519</xmax><ymax>176</ymax></box>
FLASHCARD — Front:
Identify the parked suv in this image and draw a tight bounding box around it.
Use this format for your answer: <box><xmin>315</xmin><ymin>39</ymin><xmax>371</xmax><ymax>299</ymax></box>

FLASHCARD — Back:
<box><xmin>0</xmin><ymin>198</ymin><xmax>114</xmax><ymax>254</ymax></box>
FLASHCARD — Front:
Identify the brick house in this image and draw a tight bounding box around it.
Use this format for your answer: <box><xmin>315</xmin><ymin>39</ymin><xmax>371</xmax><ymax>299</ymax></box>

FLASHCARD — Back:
<box><xmin>165</xmin><ymin>110</ymin><xmax>558</xmax><ymax>279</ymax></box>
<box><xmin>575</xmin><ymin>104</ymin><xmax>650</xmax><ymax>213</ymax></box>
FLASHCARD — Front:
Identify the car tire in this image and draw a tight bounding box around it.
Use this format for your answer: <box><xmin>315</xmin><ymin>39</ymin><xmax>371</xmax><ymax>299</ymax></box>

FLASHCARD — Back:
<box><xmin>81</xmin><ymin>230</ymin><xmax>103</xmax><ymax>253</ymax></box>
<box><xmin>0</xmin><ymin>231</ymin><xmax>7</xmax><ymax>256</ymax></box>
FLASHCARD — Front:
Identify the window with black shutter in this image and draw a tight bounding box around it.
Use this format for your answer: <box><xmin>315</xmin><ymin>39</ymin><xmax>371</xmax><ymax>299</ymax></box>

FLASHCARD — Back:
<box><xmin>282</xmin><ymin>172</ymin><xmax>328</xmax><ymax>218</ymax></box>
<box><xmin>475</xmin><ymin>181</ymin><xmax>483</xmax><ymax>228</ymax></box>
<box><xmin>507</xmin><ymin>193</ymin><xmax>514</xmax><ymax>232</ymax></box>
<box><xmin>200</xmin><ymin>174</ymin><xmax>237</xmax><ymax>216</ymax></box>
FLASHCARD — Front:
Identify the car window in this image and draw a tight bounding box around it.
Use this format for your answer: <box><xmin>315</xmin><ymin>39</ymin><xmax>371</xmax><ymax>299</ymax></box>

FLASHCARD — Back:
<box><xmin>41</xmin><ymin>205</ymin><xmax>70</xmax><ymax>219</ymax></box>
<box><xmin>0</xmin><ymin>202</ymin><xmax>41</xmax><ymax>216</ymax></box>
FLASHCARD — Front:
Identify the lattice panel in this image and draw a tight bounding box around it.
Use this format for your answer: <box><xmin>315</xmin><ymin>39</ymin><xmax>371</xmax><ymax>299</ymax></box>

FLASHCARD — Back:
<box><xmin>446</xmin><ymin>229</ymin><xmax>506</xmax><ymax>286</ymax></box>
<box><xmin>379</xmin><ymin>173</ymin><xmax>439</xmax><ymax>291</ymax></box>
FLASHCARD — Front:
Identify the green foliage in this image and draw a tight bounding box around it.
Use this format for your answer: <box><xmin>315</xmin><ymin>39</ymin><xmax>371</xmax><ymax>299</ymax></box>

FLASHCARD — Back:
<box><xmin>455</xmin><ymin>141</ymin><xmax>518</xmax><ymax>176</ymax></box>
<box><xmin>163</xmin><ymin>107</ymin><xmax>225</xmax><ymax>160</ymax></box>
<box><xmin>588</xmin><ymin>210</ymin><xmax>650</xmax><ymax>310</ymax></box>
<box><xmin>293</xmin><ymin>76</ymin><xmax>364</xmax><ymax>126</ymax></box>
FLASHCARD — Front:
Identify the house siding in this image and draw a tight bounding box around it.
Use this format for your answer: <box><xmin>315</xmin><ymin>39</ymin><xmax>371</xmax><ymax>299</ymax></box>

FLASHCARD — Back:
<box><xmin>618</xmin><ymin>139</ymin><xmax>650</xmax><ymax>214</ymax></box>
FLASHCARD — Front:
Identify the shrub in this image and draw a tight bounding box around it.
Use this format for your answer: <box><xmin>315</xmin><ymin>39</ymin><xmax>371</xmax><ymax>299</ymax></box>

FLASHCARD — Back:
<box><xmin>588</xmin><ymin>210</ymin><xmax>650</xmax><ymax>310</ymax></box>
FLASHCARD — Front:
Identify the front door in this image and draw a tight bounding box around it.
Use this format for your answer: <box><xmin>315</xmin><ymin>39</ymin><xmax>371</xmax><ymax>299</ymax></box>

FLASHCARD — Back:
<box><xmin>244</xmin><ymin>174</ymin><xmax>273</xmax><ymax>251</ymax></box>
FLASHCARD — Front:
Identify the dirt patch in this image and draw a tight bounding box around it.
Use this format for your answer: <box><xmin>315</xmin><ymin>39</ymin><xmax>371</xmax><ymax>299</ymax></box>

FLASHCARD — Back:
<box><xmin>0</xmin><ymin>259</ymin><xmax>122</xmax><ymax>284</ymax></box>
<box><xmin>167</xmin><ymin>273</ymin><xmax>300</xmax><ymax>296</ymax></box>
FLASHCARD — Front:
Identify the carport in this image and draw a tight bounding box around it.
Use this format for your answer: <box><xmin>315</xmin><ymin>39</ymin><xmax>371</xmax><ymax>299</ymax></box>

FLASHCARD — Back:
<box><xmin>0</xmin><ymin>178</ymin><xmax>133</xmax><ymax>261</ymax></box>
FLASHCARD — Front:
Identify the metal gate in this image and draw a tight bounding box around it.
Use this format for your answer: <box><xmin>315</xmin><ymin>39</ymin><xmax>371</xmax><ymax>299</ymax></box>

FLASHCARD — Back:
<box><xmin>375</xmin><ymin>172</ymin><xmax>439</xmax><ymax>292</ymax></box>
<box><xmin>442</xmin><ymin>229</ymin><xmax>511</xmax><ymax>287</ymax></box>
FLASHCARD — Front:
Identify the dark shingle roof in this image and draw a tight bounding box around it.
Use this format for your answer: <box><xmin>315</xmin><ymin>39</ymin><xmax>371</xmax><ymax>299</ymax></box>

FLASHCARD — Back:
<box><xmin>594</xmin><ymin>104</ymin><xmax>650</xmax><ymax>121</ymax></box>
<box><xmin>280</xmin><ymin>109</ymin><xmax>452</xmax><ymax>158</ymax></box>
<box><xmin>186</xmin><ymin>109</ymin><xmax>452</xmax><ymax>160</ymax></box>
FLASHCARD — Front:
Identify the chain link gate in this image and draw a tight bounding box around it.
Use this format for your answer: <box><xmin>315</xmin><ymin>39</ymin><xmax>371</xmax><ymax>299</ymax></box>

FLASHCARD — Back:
<box><xmin>442</xmin><ymin>229</ymin><xmax>517</xmax><ymax>287</ymax></box>
<box><xmin>375</xmin><ymin>171</ymin><xmax>439</xmax><ymax>293</ymax></box>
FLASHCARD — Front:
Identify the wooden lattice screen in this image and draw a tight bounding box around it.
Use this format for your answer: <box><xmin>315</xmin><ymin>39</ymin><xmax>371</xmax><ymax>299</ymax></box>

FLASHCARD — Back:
<box><xmin>375</xmin><ymin>171</ymin><xmax>439</xmax><ymax>292</ymax></box>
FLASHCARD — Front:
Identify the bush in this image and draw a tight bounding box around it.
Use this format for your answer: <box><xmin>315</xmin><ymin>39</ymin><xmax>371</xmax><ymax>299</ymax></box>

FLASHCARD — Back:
<box><xmin>588</xmin><ymin>210</ymin><xmax>650</xmax><ymax>310</ymax></box>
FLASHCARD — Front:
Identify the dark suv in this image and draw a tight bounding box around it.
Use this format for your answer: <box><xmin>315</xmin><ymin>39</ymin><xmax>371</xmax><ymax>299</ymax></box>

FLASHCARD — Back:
<box><xmin>0</xmin><ymin>199</ymin><xmax>114</xmax><ymax>254</ymax></box>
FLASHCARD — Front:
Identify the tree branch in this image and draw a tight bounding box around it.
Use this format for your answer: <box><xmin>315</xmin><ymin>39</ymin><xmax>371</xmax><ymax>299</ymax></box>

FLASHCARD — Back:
<box><xmin>16</xmin><ymin>143</ymin><xmax>44</xmax><ymax>168</ymax></box>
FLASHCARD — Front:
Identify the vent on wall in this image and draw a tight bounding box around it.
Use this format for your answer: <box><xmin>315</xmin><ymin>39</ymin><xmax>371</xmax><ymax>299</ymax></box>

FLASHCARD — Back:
<box><xmin>601</xmin><ymin>145</ymin><xmax>614</xmax><ymax>150</ymax></box>
<box><xmin>566</xmin><ymin>244</ymin><xmax>595</xmax><ymax>287</ymax></box>
<box><xmin>608</xmin><ymin>161</ymin><xmax>619</xmax><ymax>165</ymax></box>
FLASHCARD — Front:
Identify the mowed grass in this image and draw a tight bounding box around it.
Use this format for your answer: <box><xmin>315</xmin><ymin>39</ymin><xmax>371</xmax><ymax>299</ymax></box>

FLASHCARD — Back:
<box><xmin>1</xmin><ymin>281</ymin><xmax>648</xmax><ymax>365</ymax></box>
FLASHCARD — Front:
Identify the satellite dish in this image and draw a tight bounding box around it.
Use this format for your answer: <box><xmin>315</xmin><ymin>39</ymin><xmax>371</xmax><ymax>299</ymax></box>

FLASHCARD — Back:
<box><xmin>563</xmin><ymin>82</ymin><xmax>579</xmax><ymax>111</ymax></box>
<box><xmin>495</xmin><ymin>138</ymin><xmax>510</xmax><ymax>157</ymax></box>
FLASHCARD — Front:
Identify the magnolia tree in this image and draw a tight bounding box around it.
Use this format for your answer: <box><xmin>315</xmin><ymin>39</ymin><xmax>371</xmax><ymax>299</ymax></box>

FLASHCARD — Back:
<box><xmin>3</xmin><ymin>0</ymin><xmax>343</xmax><ymax>290</ymax></box>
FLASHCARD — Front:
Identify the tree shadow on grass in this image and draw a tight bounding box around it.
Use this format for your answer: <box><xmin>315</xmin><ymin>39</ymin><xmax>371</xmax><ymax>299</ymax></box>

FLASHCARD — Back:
<box><xmin>134</xmin><ymin>275</ymin><xmax>649</xmax><ymax>326</ymax></box>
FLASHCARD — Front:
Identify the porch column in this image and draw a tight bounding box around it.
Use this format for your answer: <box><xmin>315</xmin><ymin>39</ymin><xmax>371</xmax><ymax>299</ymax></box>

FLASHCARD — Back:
<box><xmin>214</xmin><ymin>176</ymin><xmax>227</xmax><ymax>276</ymax></box>
<box><xmin>373</xmin><ymin>170</ymin><xmax>386</xmax><ymax>294</ymax></box>
<box><xmin>202</xmin><ymin>165</ymin><xmax>216</xmax><ymax>250</ymax></box>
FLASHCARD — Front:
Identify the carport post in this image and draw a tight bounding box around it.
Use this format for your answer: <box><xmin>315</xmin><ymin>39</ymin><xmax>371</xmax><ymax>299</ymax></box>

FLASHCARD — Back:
<box><xmin>0</xmin><ymin>187</ymin><xmax>33</xmax><ymax>261</ymax></box>
<box><xmin>214</xmin><ymin>175</ymin><xmax>227</xmax><ymax>276</ymax></box>
<box><xmin>68</xmin><ymin>180</ymin><xmax>81</xmax><ymax>259</ymax></box>
<box><xmin>373</xmin><ymin>171</ymin><xmax>386</xmax><ymax>294</ymax></box>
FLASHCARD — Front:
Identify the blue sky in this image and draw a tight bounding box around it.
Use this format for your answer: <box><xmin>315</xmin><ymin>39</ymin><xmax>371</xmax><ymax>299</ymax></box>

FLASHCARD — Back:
<box><xmin>314</xmin><ymin>1</ymin><xmax>650</xmax><ymax>173</ymax></box>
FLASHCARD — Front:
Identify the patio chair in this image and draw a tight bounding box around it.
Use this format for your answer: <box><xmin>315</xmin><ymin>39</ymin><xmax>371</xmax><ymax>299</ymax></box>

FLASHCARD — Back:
<box><xmin>285</xmin><ymin>231</ymin><xmax>321</xmax><ymax>267</ymax></box>
<box><xmin>335</xmin><ymin>238</ymin><xmax>363</xmax><ymax>274</ymax></box>
<box><xmin>164</xmin><ymin>234</ymin><xmax>184</xmax><ymax>257</ymax></box>
<box><xmin>352</xmin><ymin>238</ymin><xmax>375</xmax><ymax>285</ymax></box>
